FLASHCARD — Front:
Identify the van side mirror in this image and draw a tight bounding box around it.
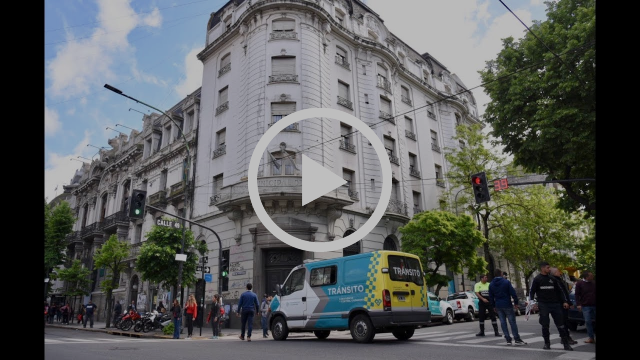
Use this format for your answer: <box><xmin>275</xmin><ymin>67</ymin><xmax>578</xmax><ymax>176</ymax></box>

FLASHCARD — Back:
<box><xmin>275</xmin><ymin>284</ymin><xmax>282</xmax><ymax>296</ymax></box>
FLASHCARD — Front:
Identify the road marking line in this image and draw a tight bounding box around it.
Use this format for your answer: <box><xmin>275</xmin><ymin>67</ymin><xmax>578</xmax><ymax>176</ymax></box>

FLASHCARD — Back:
<box><xmin>413</xmin><ymin>340</ymin><xmax>594</xmax><ymax>357</ymax></box>
<box><xmin>460</xmin><ymin>332</ymin><xmax>540</xmax><ymax>344</ymax></box>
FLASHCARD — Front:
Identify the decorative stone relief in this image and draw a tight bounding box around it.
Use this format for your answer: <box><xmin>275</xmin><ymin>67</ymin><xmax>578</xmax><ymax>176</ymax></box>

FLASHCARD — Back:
<box><xmin>326</xmin><ymin>207</ymin><xmax>342</xmax><ymax>240</ymax></box>
<box><xmin>227</xmin><ymin>209</ymin><xmax>243</xmax><ymax>243</ymax></box>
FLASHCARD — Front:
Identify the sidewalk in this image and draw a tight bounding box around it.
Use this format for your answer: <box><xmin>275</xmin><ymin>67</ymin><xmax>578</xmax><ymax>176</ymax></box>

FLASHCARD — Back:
<box><xmin>45</xmin><ymin>320</ymin><xmax>322</xmax><ymax>340</ymax></box>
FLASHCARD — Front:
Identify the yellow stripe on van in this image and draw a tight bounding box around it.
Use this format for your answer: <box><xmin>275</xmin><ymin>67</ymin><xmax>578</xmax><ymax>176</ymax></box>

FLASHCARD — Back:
<box><xmin>363</xmin><ymin>252</ymin><xmax>383</xmax><ymax>309</ymax></box>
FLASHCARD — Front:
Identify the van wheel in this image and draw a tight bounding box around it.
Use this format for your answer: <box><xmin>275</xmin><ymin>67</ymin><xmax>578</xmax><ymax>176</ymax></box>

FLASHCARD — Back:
<box><xmin>465</xmin><ymin>308</ymin><xmax>475</xmax><ymax>322</ymax></box>
<box><xmin>444</xmin><ymin>309</ymin><xmax>454</xmax><ymax>325</ymax></box>
<box><xmin>272</xmin><ymin>316</ymin><xmax>289</xmax><ymax>341</ymax></box>
<box><xmin>350</xmin><ymin>314</ymin><xmax>375</xmax><ymax>343</ymax></box>
<box><xmin>314</xmin><ymin>330</ymin><xmax>330</xmax><ymax>339</ymax></box>
<box><xmin>392</xmin><ymin>328</ymin><xmax>415</xmax><ymax>340</ymax></box>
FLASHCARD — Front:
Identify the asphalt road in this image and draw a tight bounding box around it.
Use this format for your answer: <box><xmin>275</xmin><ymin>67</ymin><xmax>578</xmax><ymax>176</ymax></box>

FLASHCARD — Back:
<box><xmin>45</xmin><ymin>316</ymin><xmax>596</xmax><ymax>360</ymax></box>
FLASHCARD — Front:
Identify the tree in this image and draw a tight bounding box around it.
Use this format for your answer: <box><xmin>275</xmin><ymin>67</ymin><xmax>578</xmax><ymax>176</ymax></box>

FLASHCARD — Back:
<box><xmin>45</xmin><ymin>199</ymin><xmax>75</xmax><ymax>298</ymax></box>
<box><xmin>490</xmin><ymin>185</ymin><xmax>583</xmax><ymax>294</ymax></box>
<box><xmin>54</xmin><ymin>259</ymin><xmax>92</xmax><ymax>312</ymax></box>
<box><xmin>93</xmin><ymin>234</ymin><xmax>130</xmax><ymax>328</ymax></box>
<box><xmin>572</xmin><ymin>220</ymin><xmax>595</xmax><ymax>274</ymax></box>
<box><xmin>399</xmin><ymin>210</ymin><xmax>487</xmax><ymax>294</ymax></box>
<box><xmin>135</xmin><ymin>218</ymin><xmax>207</xmax><ymax>302</ymax></box>
<box><xmin>478</xmin><ymin>0</ymin><xmax>596</xmax><ymax>217</ymax></box>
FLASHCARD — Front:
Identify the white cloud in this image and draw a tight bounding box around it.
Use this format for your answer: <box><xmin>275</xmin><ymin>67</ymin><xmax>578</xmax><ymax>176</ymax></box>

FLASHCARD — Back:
<box><xmin>174</xmin><ymin>47</ymin><xmax>203</xmax><ymax>98</ymax></box>
<box><xmin>46</xmin><ymin>0</ymin><xmax>162</xmax><ymax>99</ymax></box>
<box><xmin>530</xmin><ymin>0</ymin><xmax>544</xmax><ymax>5</ymax></box>
<box><xmin>45</xmin><ymin>132</ymin><xmax>93</xmax><ymax>202</ymax></box>
<box><xmin>45</xmin><ymin>105</ymin><xmax>62</xmax><ymax>136</ymax></box>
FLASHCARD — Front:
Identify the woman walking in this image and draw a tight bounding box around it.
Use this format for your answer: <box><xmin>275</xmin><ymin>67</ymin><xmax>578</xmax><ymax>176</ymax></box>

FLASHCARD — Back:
<box><xmin>170</xmin><ymin>299</ymin><xmax>182</xmax><ymax>339</ymax></box>
<box><xmin>208</xmin><ymin>294</ymin><xmax>221</xmax><ymax>339</ymax></box>
<box><xmin>185</xmin><ymin>295</ymin><xmax>198</xmax><ymax>339</ymax></box>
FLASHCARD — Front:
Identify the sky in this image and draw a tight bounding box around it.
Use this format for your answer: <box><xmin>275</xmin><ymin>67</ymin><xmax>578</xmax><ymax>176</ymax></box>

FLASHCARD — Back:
<box><xmin>44</xmin><ymin>0</ymin><xmax>548</xmax><ymax>203</ymax></box>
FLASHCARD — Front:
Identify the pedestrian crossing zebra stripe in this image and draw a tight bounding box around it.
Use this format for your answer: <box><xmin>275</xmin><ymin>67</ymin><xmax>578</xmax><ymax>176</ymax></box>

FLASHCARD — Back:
<box><xmin>45</xmin><ymin>338</ymin><xmax>166</xmax><ymax>345</ymax></box>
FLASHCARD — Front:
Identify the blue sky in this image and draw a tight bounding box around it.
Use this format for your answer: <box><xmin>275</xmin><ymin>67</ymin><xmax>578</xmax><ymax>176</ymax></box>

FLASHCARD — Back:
<box><xmin>45</xmin><ymin>0</ymin><xmax>547</xmax><ymax>202</ymax></box>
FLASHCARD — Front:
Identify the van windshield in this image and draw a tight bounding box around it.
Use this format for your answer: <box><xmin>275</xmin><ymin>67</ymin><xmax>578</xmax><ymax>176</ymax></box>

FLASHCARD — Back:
<box><xmin>388</xmin><ymin>255</ymin><xmax>424</xmax><ymax>285</ymax></box>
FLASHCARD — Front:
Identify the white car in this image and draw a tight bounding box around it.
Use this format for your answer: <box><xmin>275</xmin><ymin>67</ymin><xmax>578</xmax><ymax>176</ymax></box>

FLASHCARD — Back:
<box><xmin>427</xmin><ymin>291</ymin><xmax>455</xmax><ymax>325</ymax></box>
<box><xmin>446</xmin><ymin>291</ymin><xmax>480</xmax><ymax>322</ymax></box>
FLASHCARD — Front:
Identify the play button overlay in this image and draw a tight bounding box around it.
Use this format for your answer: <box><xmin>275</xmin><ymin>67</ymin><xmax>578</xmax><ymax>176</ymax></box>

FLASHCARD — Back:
<box><xmin>248</xmin><ymin>108</ymin><xmax>392</xmax><ymax>253</ymax></box>
<box><xmin>302</xmin><ymin>154</ymin><xmax>347</xmax><ymax>206</ymax></box>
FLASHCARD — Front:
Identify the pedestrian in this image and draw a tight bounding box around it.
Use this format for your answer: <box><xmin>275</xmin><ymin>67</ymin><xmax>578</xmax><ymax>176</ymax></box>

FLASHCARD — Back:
<box><xmin>61</xmin><ymin>302</ymin><xmax>70</xmax><ymax>325</ymax></box>
<box><xmin>77</xmin><ymin>305</ymin><xmax>85</xmax><ymax>324</ymax></box>
<box><xmin>44</xmin><ymin>301</ymin><xmax>49</xmax><ymax>327</ymax></box>
<box><xmin>56</xmin><ymin>303</ymin><xmax>62</xmax><ymax>323</ymax></box>
<box><xmin>260</xmin><ymin>295</ymin><xmax>272</xmax><ymax>338</ymax></box>
<box><xmin>208</xmin><ymin>294</ymin><xmax>221</xmax><ymax>339</ymax></box>
<box><xmin>170</xmin><ymin>299</ymin><xmax>182</xmax><ymax>339</ymax></box>
<box><xmin>474</xmin><ymin>274</ymin><xmax>501</xmax><ymax>337</ymax></box>
<box><xmin>185</xmin><ymin>294</ymin><xmax>198</xmax><ymax>339</ymax></box>
<box><xmin>575</xmin><ymin>270</ymin><xmax>596</xmax><ymax>344</ymax></box>
<box><xmin>127</xmin><ymin>300</ymin><xmax>136</xmax><ymax>313</ymax></box>
<box><xmin>113</xmin><ymin>300</ymin><xmax>123</xmax><ymax>323</ymax></box>
<box><xmin>156</xmin><ymin>301</ymin><xmax>166</xmax><ymax>314</ymax></box>
<box><xmin>551</xmin><ymin>267</ymin><xmax>578</xmax><ymax>345</ymax></box>
<box><xmin>83</xmin><ymin>299</ymin><xmax>97</xmax><ymax>328</ymax></box>
<box><xmin>488</xmin><ymin>268</ymin><xmax>527</xmax><ymax>346</ymax></box>
<box><xmin>237</xmin><ymin>283</ymin><xmax>260</xmax><ymax>341</ymax></box>
<box><xmin>529</xmin><ymin>261</ymin><xmax>573</xmax><ymax>350</ymax></box>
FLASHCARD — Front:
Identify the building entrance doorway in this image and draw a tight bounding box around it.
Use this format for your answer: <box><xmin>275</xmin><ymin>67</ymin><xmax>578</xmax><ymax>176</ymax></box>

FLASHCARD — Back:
<box><xmin>264</xmin><ymin>248</ymin><xmax>303</xmax><ymax>297</ymax></box>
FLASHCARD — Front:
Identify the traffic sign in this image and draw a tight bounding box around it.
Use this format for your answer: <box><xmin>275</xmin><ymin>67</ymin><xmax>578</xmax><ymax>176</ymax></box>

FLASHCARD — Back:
<box><xmin>202</xmin><ymin>256</ymin><xmax>208</xmax><ymax>264</ymax></box>
<box><xmin>196</xmin><ymin>266</ymin><xmax>211</xmax><ymax>273</ymax></box>
<box><xmin>204</xmin><ymin>273</ymin><xmax>212</xmax><ymax>282</ymax></box>
<box><xmin>156</xmin><ymin>219</ymin><xmax>181</xmax><ymax>229</ymax></box>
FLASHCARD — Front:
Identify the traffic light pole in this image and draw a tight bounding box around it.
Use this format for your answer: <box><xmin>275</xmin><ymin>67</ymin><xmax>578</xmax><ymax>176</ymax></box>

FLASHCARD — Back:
<box><xmin>146</xmin><ymin>205</ymin><xmax>224</xmax><ymax>298</ymax></box>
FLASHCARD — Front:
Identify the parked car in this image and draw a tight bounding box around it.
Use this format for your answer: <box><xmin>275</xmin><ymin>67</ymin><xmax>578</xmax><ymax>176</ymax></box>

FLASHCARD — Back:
<box><xmin>427</xmin><ymin>291</ymin><xmax>455</xmax><ymax>325</ymax></box>
<box><xmin>446</xmin><ymin>291</ymin><xmax>479</xmax><ymax>322</ymax></box>
<box><xmin>567</xmin><ymin>287</ymin><xmax>595</xmax><ymax>331</ymax></box>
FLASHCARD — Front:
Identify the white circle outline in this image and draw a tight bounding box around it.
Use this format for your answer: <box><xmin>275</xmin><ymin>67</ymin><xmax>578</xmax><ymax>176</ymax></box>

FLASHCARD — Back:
<box><xmin>248</xmin><ymin>108</ymin><xmax>392</xmax><ymax>252</ymax></box>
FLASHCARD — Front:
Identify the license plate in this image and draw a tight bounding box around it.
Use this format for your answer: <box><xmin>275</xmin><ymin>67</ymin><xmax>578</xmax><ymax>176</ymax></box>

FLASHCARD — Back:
<box><xmin>397</xmin><ymin>295</ymin><xmax>406</xmax><ymax>302</ymax></box>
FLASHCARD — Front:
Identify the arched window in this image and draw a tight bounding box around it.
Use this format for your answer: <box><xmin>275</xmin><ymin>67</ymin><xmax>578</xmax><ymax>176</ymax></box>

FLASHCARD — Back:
<box><xmin>342</xmin><ymin>230</ymin><xmax>361</xmax><ymax>257</ymax></box>
<box><xmin>383</xmin><ymin>237</ymin><xmax>397</xmax><ymax>251</ymax></box>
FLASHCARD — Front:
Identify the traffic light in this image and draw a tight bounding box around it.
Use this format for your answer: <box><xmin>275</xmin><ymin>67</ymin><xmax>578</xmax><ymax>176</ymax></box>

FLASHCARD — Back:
<box><xmin>470</xmin><ymin>172</ymin><xmax>491</xmax><ymax>204</ymax></box>
<box><xmin>221</xmin><ymin>249</ymin><xmax>229</xmax><ymax>291</ymax></box>
<box><xmin>128</xmin><ymin>189</ymin><xmax>147</xmax><ymax>219</ymax></box>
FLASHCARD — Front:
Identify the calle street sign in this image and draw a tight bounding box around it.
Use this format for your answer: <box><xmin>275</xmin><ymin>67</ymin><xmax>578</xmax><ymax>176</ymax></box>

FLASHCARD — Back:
<box><xmin>156</xmin><ymin>219</ymin><xmax>182</xmax><ymax>229</ymax></box>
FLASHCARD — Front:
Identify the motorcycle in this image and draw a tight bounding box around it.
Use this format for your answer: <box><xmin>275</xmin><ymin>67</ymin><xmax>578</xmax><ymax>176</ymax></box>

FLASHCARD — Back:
<box><xmin>143</xmin><ymin>310</ymin><xmax>172</xmax><ymax>333</ymax></box>
<box><xmin>112</xmin><ymin>313</ymin><xmax>124</xmax><ymax>329</ymax></box>
<box><xmin>133</xmin><ymin>312</ymin><xmax>151</xmax><ymax>332</ymax></box>
<box><xmin>119</xmin><ymin>310</ymin><xmax>141</xmax><ymax>331</ymax></box>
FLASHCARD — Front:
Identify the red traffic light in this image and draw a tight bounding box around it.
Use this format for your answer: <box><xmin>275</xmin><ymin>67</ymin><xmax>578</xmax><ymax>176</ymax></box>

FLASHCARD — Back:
<box><xmin>472</xmin><ymin>176</ymin><xmax>481</xmax><ymax>185</ymax></box>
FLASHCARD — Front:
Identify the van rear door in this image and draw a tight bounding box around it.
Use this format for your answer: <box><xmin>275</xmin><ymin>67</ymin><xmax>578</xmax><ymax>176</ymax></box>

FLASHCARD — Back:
<box><xmin>386</xmin><ymin>254</ymin><xmax>427</xmax><ymax>321</ymax></box>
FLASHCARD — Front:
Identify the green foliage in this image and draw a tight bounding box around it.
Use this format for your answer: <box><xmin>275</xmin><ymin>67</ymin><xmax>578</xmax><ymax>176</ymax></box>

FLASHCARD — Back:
<box><xmin>572</xmin><ymin>220</ymin><xmax>595</xmax><ymax>274</ymax></box>
<box><xmin>135</xmin><ymin>217</ymin><xmax>207</xmax><ymax>291</ymax></box>
<box><xmin>45</xmin><ymin>200</ymin><xmax>75</xmax><ymax>288</ymax></box>
<box><xmin>399</xmin><ymin>210</ymin><xmax>487</xmax><ymax>294</ymax></box>
<box><xmin>478</xmin><ymin>0</ymin><xmax>596</xmax><ymax>217</ymax></box>
<box><xmin>93</xmin><ymin>234</ymin><xmax>130</xmax><ymax>293</ymax></box>
<box><xmin>55</xmin><ymin>259</ymin><xmax>92</xmax><ymax>297</ymax></box>
<box><xmin>162</xmin><ymin>321</ymin><xmax>174</xmax><ymax>335</ymax></box>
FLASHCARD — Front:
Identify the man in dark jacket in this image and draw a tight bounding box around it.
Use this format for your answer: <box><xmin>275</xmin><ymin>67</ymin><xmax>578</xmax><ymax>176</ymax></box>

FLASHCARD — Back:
<box><xmin>575</xmin><ymin>270</ymin><xmax>596</xmax><ymax>344</ymax></box>
<box><xmin>113</xmin><ymin>300</ymin><xmax>123</xmax><ymax>323</ymax></box>
<box><xmin>488</xmin><ymin>268</ymin><xmax>527</xmax><ymax>346</ymax></box>
<box><xmin>551</xmin><ymin>267</ymin><xmax>577</xmax><ymax>345</ymax></box>
<box><xmin>529</xmin><ymin>261</ymin><xmax>572</xmax><ymax>350</ymax></box>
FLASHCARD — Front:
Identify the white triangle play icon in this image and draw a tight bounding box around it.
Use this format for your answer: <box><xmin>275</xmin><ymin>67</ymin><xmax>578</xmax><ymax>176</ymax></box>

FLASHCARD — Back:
<box><xmin>302</xmin><ymin>154</ymin><xmax>347</xmax><ymax>206</ymax></box>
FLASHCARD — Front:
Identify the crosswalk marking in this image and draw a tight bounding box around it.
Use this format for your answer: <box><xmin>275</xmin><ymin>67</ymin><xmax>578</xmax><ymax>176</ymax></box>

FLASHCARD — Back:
<box><xmin>459</xmin><ymin>332</ymin><xmax>536</xmax><ymax>344</ymax></box>
<box><xmin>45</xmin><ymin>338</ymin><xmax>165</xmax><ymax>345</ymax></box>
<box><xmin>517</xmin><ymin>334</ymin><xmax>559</xmax><ymax>344</ymax></box>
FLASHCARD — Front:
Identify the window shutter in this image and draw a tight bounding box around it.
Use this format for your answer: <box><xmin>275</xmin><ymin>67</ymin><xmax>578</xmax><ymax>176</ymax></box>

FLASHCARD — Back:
<box><xmin>271</xmin><ymin>102</ymin><xmax>296</xmax><ymax>115</ymax></box>
<box><xmin>384</xmin><ymin>137</ymin><xmax>394</xmax><ymax>150</ymax></box>
<box><xmin>402</xmin><ymin>86</ymin><xmax>409</xmax><ymax>97</ymax></box>
<box><xmin>338</xmin><ymin>82</ymin><xmax>349</xmax><ymax>99</ymax></box>
<box><xmin>272</xmin><ymin>57</ymin><xmax>295</xmax><ymax>75</ymax></box>
<box><xmin>336</xmin><ymin>47</ymin><xmax>346</xmax><ymax>58</ymax></box>
<box><xmin>273</xmin><ymin>19</ymin><xmax>294</xmax><ymax>31</ymax></box>
<box><xmin>219</xmin><ymin>88</ymin><xmax>228</xmax><ymax>103</ymax></box>
<box><xmin>405</xmin><ymin>117</ymin><xmax>412</xmax><ymax>131</ymax></box>
<box><xmin>218</xmin><ymin>130</ymin><xmax>226</xmax><ymax>145</ymax></box>
<box><xmin>221</xmin><ymin>54</ymin><xmax>230</xmax><ymax>67</ymax></box>
<box><xmin>380</xmin><ymin>98</ymin><xmax>391</xmax><ymax>113</ymax></box>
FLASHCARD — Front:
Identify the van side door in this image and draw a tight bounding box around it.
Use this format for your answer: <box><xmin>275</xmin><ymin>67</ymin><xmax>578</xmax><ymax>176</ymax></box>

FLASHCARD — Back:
<box><xmin>279</xmin><ymin>267</ymin><xmax>307</xmax><ymax>329</ymax></box>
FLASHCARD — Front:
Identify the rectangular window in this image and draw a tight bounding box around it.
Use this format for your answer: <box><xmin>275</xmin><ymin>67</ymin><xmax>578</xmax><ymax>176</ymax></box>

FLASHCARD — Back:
<box><xmin>174</xmin><ymin>119</ymin><xmax>183</xmax><ymax>140</ymax></box>
<box><xmin>271</xmin><ymin>102</ymin><xmax>296</xmax><ymax>126</ymax></box>
<box><xmin>135</xmin><ymin>223</ymin><xmax>143</xmax><ymax>243</ymax></box>
<box><xmin>391</xmin><ymin>180</ymin><xmax>399</xmax><ymax>201</ymax></box>
<box><xmin>405</xmin><ymin>116</ymin><xmax>413</xmax><ymax>132</ymax></box>
<box><xmin>409</xmin><ymin>153</ymin><xmax>417</xmax><ymax>169</ymax></box>
<box><xmin>362</xmin><ymin>64</ymin><xmax>366</xmax><ymax>75</ymax></box>
<box><xmin>338</xmin><ymin>81</ymin><xmax>350</xmax><ymax>100</ymax></box>
<box><xmin>341</xmin><ymin>123</ymin><xmax>352</xmax><ymax>145</ymax></box>
<box><xmin>435</xmin><ymin>165</ymin><xmax>442</xmax><ymax>180</ymax></box>
<box><xmin>364</xmin><ymin>94</ymin><xmax>369</xmax><ymax>104</ymax></box>
<box><xmin>163</xmin><ymin>124</ymin><xmax>171</xmax><ymax>146</ymax></box>
<box><xmin>221</xmin><ymin>53</ymin><xmax>231</xmax><ymax>68</ymax></box>
<box><xmin>431</xmin><ymin>130</ymin><xmax>438</xmax><ymax>146</ymax></box>
<box><xmin>401</xmin><ymin>86</ymin><xmax>410</xmax><ymax>99</ymax></box>
<box><xmin>272</xmin><ymin>56</ymin><xmax>295</xmax><ymax>75</ymax></box>
<box><xmin>219</xmin><ymin>86</ymin><xmax>228</xmax><ymax>104</ymax></box>
<box><xmin>310</xmin><ymin>266</ymin><xmax>337</xmax><ymax>287</ymax></box>
<box><xmin>213</xmin><ymin>174</ymin><xmax>223</xmax><ymax>195</ymax></box>
<box><xmin>186</xmin><ymin>111</ymin><xmax>194</xmax><ymax>133</ymax></box>
<box><xmin>371</xmin><ymin>178</ymin><xmax>375</xmax><ymax>190</ymax></box>
<box><xmin>384</xmin><ymin>136</ymin><xmax>395</xmax><ymax>156</ymax></box>
<box><xmin>380</xmin><ymin>97</ymin><xmax>392</xmax><ymax>114</ymax></box>
<box><xmin>155</xmin><ymin>133</ymin><xmax>162</xmax><ymax>152</ymax></box>
<box><xmin>160</xmin><ymin>169</ymin><xmax>167</xmax><ymax>190</ymax></box>
<box><xmin>413</xmin><ymin>191</ymin><xmax>421</xmax><ymax>210</ymax></box>
<box><xmin>343</xmin><ymin>168</ymin><xmax>354</xmax><ymax>189</ymax></box>
<box><xmin>273</xmin><ymin>19</ymin><xmax>295</xmax><ymax>32</ymax></box>
<box><xmin>217</xmin><ymin>128</ymin><xmax>226</xmax><ymax>147</ymax></box>
<box><xmin>336</xmin><ymin>47</ymin><xmax>347</xmax><ymax>62</ymax></box>
<box><xmin>387</xmin><ymin>255</ymin><xmax>424</xmax><ymax>285</ymax></box>
<box><xmin>144</xmin><ymin>138</ymin><xmax>152</xmax><ymax>158</ymax></box>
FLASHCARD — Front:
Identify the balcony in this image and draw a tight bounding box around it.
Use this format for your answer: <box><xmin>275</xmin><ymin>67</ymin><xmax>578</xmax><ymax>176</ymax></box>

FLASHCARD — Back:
<box><xmin>427</xmin><ymin>110</ymin><xmax>436</xmax><ymax>120</ymax></box>
<box><xmin>337</xmin><ymin>96</ymin><xmax>353</xmax><ymax>110</ymax></box>
<box><xmin>388</xmin><ymin>153</ymin><xmax>400</xmax><ymax>165</ymax></box>
<box><xmin>268</xmin><ymin>121</ymin><xmax>299</xmax><ymax>132</ymax></box>
<box><xmin>124</xmin><ymin>242</ymin><xmax>143</xmax><ymax>262</ymax></box>
<box><xmin>102</xmin><ymin>210</ymin><xmax>129</xmax><ymax>232</ymax></box>
<box><xmin>335</xmin><ymin>55</ymin><xmax>350</xmax><ymax>70</ymax></box>
<box><xmin>431</xmin><ymin>143</ymin><xmax>441</xmax><ymax>152</ymax></box>
<box><xmin>215</xmin><ymin>101</ymin><xmax>229</xmax><ymax>115</ymax></box>
<box><xmin>270</xmin><ymin>31</ymin><xmax>297</xmax><ymax>40</ymax></box>
<box><xmin>148</xmin><ymin>190</ymin><xmax>167</xmax><ymax>206</ymax></box>
<box><xmin>436</xmin><ymin>179</ymin><xmax>446</xmax><ymax>188</ymax></box>
<box><xmin>339</xmin><ymin>139</ymin><xmax>356</xmax><ymax>153</ymax></box>
<box><xmin>213</xmin><ymin>144</ymin><xmax>226</xmax><ymax>159</ymax></box>
<box><xmin>377</xmin><ymin>77</ymin><xmax>392</xmax><ymax>93</ymax></box>
<box><xmin>269</xmin><ymin>74</ymin><xmax>298</xmax><ymax>83</ymax></box>
<box><xmin>379</xmin><ymin>110</ymin><xmax>395</xmax><ymax>124</ymax></box>
<box><xmin>413</xmin><ymin>207</ymin><xmax>423</xmax><ymax>214</ymax></box>
<box><xmin>405</xmin><ymin>129</ymin><xmax>416</xmax><ymax>141</ymax></box>
<box><xmin>401</xmin><ymin>95</ymin><xmax>412</xmax><ymax>106</ymax></box>
<box><xmin>348</xmin><ymin>189</ymin><xmax>359</xmax><ymax>201</ymax></box>
<box><xmin>80</xmin><ymin>222</ymin><xmax>102</xmax><ymax>239</ymax></box>
<box><xmin>409</xmin><ymin>167</ymin><xmax>421</xmax><ymax>178</ymax></box>
<box><xmin>65</xmin><ymin>231</ymin><xmax>79</xmax><ymax>244</ymax></box>
<box><xmin>386</xmin><ymin>199</ymin><xmax>408</xmax><ymax>216</ymax></box>
<box><xmin>218</xmin><ymin>63</ymin><xmax>231</xmax><ymax>77</ymax></box>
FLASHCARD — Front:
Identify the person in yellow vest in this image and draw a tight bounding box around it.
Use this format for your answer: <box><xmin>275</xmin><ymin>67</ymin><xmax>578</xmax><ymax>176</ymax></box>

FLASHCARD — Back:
<box><xmin>475</xmin><ymin>274</ymin><xmax>501</xmax><ymax>337</ymax></box>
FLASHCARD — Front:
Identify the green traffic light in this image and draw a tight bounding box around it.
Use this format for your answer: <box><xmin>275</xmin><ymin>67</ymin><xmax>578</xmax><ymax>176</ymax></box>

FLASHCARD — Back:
<box><xmin>135</xmin><ymin>209</ymin><xmax>141</xmax><ymax>215</ymax></box>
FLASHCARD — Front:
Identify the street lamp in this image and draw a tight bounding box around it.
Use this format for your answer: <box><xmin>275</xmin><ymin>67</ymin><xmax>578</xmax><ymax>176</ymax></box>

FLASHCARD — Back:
<box><xmin>106</xmin><ymin>127</ymin><xmax>126</xmax><ymax>135</ymax></box>
<box><xmin>77</xmin><ymin>156</ymin><xmax>92</xmax><ymax>162</ymax></box>
<box><xmin>104</xmin><ymin>83</ymin><xmax>191</xmax><ymax>307</ymax></box>
<box><xmin>116</xmin><ymin>124</ymin><xmax>137</xmax><ymax>131</ymax></box>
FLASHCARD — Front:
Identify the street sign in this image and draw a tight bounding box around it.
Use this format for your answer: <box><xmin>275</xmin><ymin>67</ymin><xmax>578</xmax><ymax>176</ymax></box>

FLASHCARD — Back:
<box><xmin>202</xmin><ymin>256</ymin><xmax>208</xmax><ymax>264</ymax></box>
<box><xmin>156</xmin><ymin>219</ymin><xmax>181</xmax><ymax>229</ymax></box>
<box><xmin>196</xmin><ymin>266</ymin><xmax>211</xmax><ymax>273</ymax></box>
<box><xmin>204</xmin><ymin>273</ymin><xmax>212</xmax><ymax>282</ymax></box>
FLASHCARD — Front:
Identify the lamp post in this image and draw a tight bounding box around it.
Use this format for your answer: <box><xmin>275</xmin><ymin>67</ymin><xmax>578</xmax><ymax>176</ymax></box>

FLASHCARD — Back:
<box><xmin>44</xmin><ymin>278</ymin><xmax>50</xmax><ymax>301</ymax></box>
<box><xmin>104</xmin><ymin>84</ymin><xmax>191</xmax><ymax>307</ymax></box>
